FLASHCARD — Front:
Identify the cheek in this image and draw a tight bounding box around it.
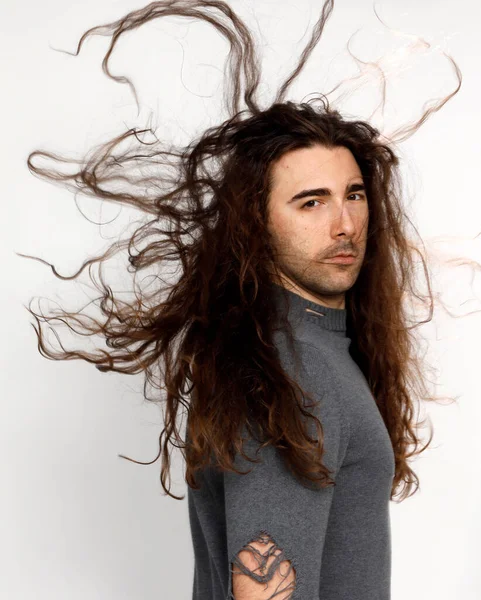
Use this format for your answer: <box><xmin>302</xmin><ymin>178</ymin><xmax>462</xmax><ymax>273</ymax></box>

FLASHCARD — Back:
<box><xmin>268</xmin><ymin>212</ymin><xmax>297</xmax><ymax>240</ymax></box>
<box><xmin>269</xmin><ymin>210</ymin><xmax>325</xmax><ymax>252</ymax></box>
<box><xmin>357</xmin><ymin>205</ymin><xmax>369</xmax><ymax>227</ymax></box>
<box><xmin>288</xmin><ymin>221</ymin><xmax>317</xmax><ymax>249</ymax></box>
<box><xmin>356</xmin><ymin>213</ymin><xmax>369</xmax><ymax>239</ymax></box>
<box><xmin>289</xmin><ymin>221</ymin><xmax>322</xmax><ymax>255</ymax></box>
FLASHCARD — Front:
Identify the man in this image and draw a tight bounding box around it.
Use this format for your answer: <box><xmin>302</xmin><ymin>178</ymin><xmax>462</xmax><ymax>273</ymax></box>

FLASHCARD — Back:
<box><xmin>188</xmin><ymin>133</ymin><xmax>395</xmax><ymax>600</ymax></box>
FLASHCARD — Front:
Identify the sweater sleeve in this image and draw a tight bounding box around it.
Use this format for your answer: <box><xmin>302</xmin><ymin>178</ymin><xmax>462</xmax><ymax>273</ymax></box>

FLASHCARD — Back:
<box><xmin>223</xmin><ymin>350</ymin><xmax>349</xmax><ymax>600</ymax></box>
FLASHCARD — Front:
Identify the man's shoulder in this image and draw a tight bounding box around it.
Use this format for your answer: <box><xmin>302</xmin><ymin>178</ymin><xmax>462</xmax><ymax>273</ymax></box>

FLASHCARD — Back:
<box><xmin>272</xmin><ymin>326</ymin><xmax>330</xmax><ymax>370</ymax></box>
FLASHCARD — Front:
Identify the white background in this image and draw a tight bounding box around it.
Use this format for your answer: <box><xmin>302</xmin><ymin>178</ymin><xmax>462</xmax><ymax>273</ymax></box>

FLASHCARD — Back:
<box><xmin>2</xmin><ymin>0</ymin><xmax>480</xmax><ymax>598</ymax></box>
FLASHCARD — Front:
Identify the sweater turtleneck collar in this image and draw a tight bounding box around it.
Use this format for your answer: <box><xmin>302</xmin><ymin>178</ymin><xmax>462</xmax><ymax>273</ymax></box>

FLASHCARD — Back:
<box><xmin>267</xmin><ymin>281</ymin><xmax>348</xmax><ymax>336</ymax></box>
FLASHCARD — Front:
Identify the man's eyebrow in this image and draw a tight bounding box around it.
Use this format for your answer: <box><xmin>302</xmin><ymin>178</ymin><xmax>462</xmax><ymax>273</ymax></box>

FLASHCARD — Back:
<box><xmin>287</xmin><ymin>182</ymin><xmax>366</xmax><ymax>203</ymax></box>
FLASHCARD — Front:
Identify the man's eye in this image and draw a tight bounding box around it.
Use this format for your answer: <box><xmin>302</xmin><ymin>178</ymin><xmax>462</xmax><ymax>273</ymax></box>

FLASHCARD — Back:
<box><xmin>301</xmin><ymin>194</ymin><xmax>365</xmax><ymax>209</ymax></box>
<box><xmin>301</xmin><ymin>199</ymin><xmax>321</xmax><ymax>209</ymax></box>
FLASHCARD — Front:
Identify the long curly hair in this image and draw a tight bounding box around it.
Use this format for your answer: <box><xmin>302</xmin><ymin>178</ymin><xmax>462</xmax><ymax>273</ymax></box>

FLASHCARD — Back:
<box><xmin>19</xmin><ymin>0</ymin><xmax>467</xmax><ymax>502</ymax></box>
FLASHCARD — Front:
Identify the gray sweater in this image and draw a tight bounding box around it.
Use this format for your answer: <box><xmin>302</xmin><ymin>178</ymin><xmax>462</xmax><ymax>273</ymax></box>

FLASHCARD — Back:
<box><xmin>187</xmin><ymin>283</ymin><xmax>395</xmax><ymax>599</ymax></box>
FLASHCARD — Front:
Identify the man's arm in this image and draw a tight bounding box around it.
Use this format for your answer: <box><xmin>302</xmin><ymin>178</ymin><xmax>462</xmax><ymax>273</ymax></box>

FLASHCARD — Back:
<box><xmin>223</xmin><ymin>425</ymin><xmax>341</xmax><ymax>600</ymax></box>
<box><xmin>231</xmin><ymin>531</ymin><xmax>296</xmax><ymax>599</ymax></box>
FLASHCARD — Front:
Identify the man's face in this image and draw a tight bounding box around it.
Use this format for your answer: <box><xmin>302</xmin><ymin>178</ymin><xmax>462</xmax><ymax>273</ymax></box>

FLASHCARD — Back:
<box><xmin>266</xmin><ymin>144</ymin><xmax>369</xmax><ymax>309</ymax></box>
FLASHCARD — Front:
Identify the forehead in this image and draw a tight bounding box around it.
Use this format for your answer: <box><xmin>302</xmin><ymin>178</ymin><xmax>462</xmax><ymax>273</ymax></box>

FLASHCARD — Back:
<box><xmin>270</xmin><ymin>144</ymin><xmax>362</xmax><ymax>191</ymax></box>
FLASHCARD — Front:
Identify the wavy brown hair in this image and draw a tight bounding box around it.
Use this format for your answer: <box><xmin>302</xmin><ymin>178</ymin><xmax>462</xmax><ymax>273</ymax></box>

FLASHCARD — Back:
<box><xmin>19</xmin><ymin>0</ymin><xmax>468</xmax><ymax>502</ymax></box>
